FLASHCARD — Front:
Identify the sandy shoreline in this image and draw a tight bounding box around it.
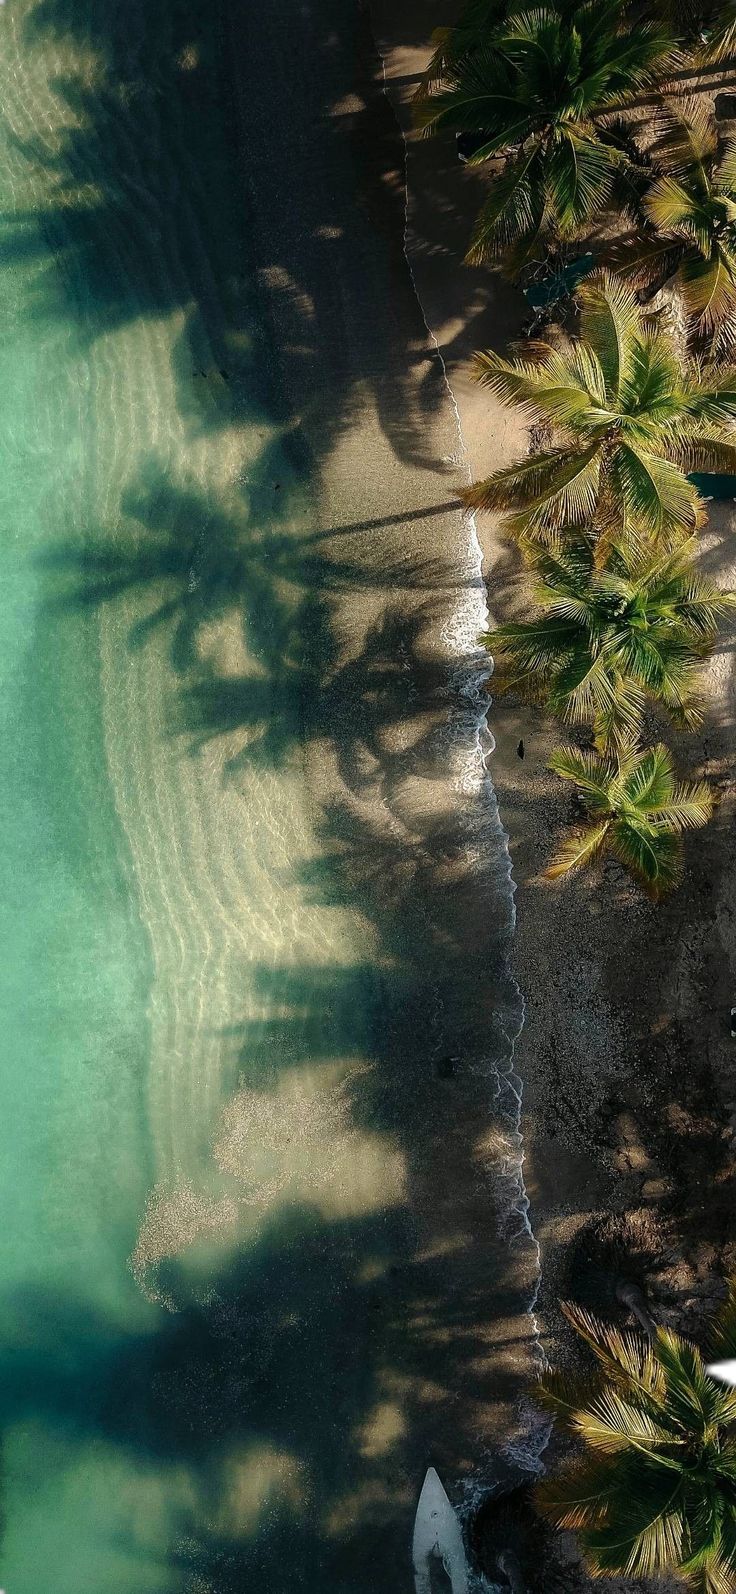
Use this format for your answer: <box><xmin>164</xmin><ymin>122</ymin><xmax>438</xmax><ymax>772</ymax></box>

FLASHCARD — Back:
<box><xmin>5</xmin><ymin>0</ymin><xmax>733</xmax><ymax>1582</ymax></box>
<box><xmin>0</xmin><ymin>1</ymin><xmax>547</xmax><ymax>1583</ymax></box>
<box><xmin>372</xmin><ymin>1</ymin><xmax>736</xmax><ymax>1583</ymax></box>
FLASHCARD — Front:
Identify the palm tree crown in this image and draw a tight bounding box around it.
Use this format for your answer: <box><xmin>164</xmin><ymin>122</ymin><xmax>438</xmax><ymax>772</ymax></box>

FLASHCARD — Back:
<box><xmin>417</xmin><ymin>0</ymin><xmax>509</xmax><ymax>90</ymax></box>
<box><xmin>536</xmin><ymin>1297</ymin><xmax>736</xmax><ymax>1590</ymax></box>
<box><xmin>465</xmin><ymin>272</ymin><xmax>736</xmax><ymax>545</ymax></box>
<box><xmin>484</xmin><ymin>539</ymin><xmax>734</xmax><ymax>747</ymax></box>
<box><xmin>612</xmin><ymin>101</ymin><xmax>736</xmax><ymax>351</ymax></box>
<box><xmin>415</xmin><ymin>3</ymin><xmax>673</xmax><ymax>266</ymax></box>
<box><xmin>546</xmin><ymin>740</ymin><xmax>712</xmax><ymax>895</ymax></box>
<box><xmin>698</xmin><ymin>0</ymin><xmax>736</xmax><ymax>64</ymax></box>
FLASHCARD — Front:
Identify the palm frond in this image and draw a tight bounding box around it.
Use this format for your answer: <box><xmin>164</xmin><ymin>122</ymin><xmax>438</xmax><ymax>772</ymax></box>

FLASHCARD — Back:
<box><xmin>466</xmin><ymin>143</ymin><xmax>547</xmax><ymax>265</ymax></box>
<box><xmin>573</xmin><ymin>1386</ymin><xmax>682</xmax><ymax>1455</ymax></box>
<box><xmin>535</xmin><ymin>1366</ymin><xmax>601</xmax><ymax>1418</ymax></box>
<box><xmin>535</xmin><ymin>1293</ymin><xmax>736</xmax><ymax>1588</ymax></box>
<box><xmin>548</xmin><ymin>744</ymin><xmax>613</xmax><ymax>803</ymax></box>
<box><xmin>715</xmin><ymin>136</ymin><xmax>736</xmax><ymax>197</ymax></box>
<box><xmin>650</xmin><ymin>97</ymin><xmax>720</xmax><ymax>179</ymax></box>
<box><xmin>613</xmin><ymin>445</ymin><xmax>701</xmax><ymax>538</ymax></box>
<box><xmin>578</xmin><ymin>270</ymin><xmax>642</xmax><ymax>402</ymax></box>
<box><xmin>545</xmin><ymin>128</ymin><xmax>618</xmax><ymax>232</ymax></box>
<box><xmin>698</xmin><ymin>6</ymin><xmax>736</xmax><ymax>65</ymax></box>
<box><xmin>677</xmin><ymin>437</ymin><xmax>736</xmax><ymax>474</ymax></box>
<box><xmin>415</xmin><ymin>0</ymin><xmax>511</xmax><ymax>91</ymax></box>
<box><xmin>681</xmin><ymin>253</ymin><xmax>736</xmax><ymax>340</ymax></box>
<box><xmin>609</xmin><ymin>821</ymin><xmax>684</xmax><ymax>897</ymax></box>
<box><xmin>545</xmin><ymin>821</ymin><xmax>611</xmax><ymax>879</ymax></box>
<box><xmin>707</xmin><ymin>1281</ymin><xmax>736</xmax><ymax>1363</ymax></box>
<box><xmin>655</xmin><ymin>1330</ymin><xmax>724</xmax><ymax>1438</ymax></box>
<box><xmin>562</xmin><ymin>1301</ymin><xmax>665</xmax><ymax>1396</ymax></box>
<box><xmin>652</xmin><ymin>781</ymin><xmax>714</xmax><ymax>830</ymax></box>
<box><xmin>684</xmin><ymin>373</ymin><xmax>736</xmax><ymax>428</ymax></box>
<box><xmin>693</xmin><ymin>1555</ymin><xmax>736</xmax><ymax>1594</ymax></box>
<box><xmin>463</xmin><ymin>443</ymin><xmax>602</xmax><ymax>531</ymax></box>
<box><xmin>472</xmin><ymin>346</ymin><xmax>570</xmax><ymax>411</ymax></box>
<box><xmin>643</xmin><ymin>172</ymin><xmax>701</xmax><ymax>234</ymax></box>
<box><xmin>606</xmin><ymin>229</ymin><xmax>685</xmax><ymax>292</ymax></box>
<box><xmin>554</xmin><ymin>652</ymin><xmax>644</xmax><ymax>740</ymax></box>
<box><xmin>620</xmin><ymin>741</ymin><xmax>674</xmax><ymax>809</ymax></box>
<box><xmin>583</xmin><ymin>1488</ymin><xmax>686</xmax><ymax>1580</ymax></box>
<box><xmin>535</xmin><ymin>1454</ymin><xmax>616</xmax><ymax>1531</ymax></box>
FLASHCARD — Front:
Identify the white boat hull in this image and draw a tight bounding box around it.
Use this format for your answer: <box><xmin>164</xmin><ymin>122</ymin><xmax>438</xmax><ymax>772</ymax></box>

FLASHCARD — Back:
<box><xmin>412</xmin><ymin>1467</ymin><xmax>470</xmax><ymax>1594</ymax></box>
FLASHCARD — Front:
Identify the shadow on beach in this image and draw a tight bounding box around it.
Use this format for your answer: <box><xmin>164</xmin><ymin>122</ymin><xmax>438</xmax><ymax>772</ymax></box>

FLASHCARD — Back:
<box><xmin>10</xmin><ymin>1</ymin><xmax>736</xmax><ymax>1591</ymax></box>
<box><xmin>3</xmin><ymin>0</ymin><xmax>548</xmax><ymax>1589</ymax></box>
<box><xmin>13</xmin><ymin>0</ymin><xmax>463</xmax><ymax>476</ymax></box>
<box><xmin>34</xmin><ymin>454</ymin><xmax>534</xmax><ymax>1583</ymax></box>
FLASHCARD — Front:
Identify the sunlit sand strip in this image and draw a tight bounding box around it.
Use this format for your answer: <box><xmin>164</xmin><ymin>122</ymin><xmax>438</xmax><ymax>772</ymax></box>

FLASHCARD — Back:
<box><xmin>87</xmin><ymin>301</ymin><xmax>363</xmax><ymax>1186</ymax></box>
<box><xmin>54</xmin><ymin>18</ymin><xmax>356</xmax><ymax>1185</ymax></box>
<box><xmin>39</xmin><ymin>36</ymin><xmax>294</xmax><ymax>1169</ymax></box>
<box><xmin>131</xmin><ymin>1054</ymin><xmax>408</xmax><ymax>1302</ymax></box>
<box><xmin>6</xmin><ymin>0</ymin><xmax>270</xmax><ymax>1185</ymax></box>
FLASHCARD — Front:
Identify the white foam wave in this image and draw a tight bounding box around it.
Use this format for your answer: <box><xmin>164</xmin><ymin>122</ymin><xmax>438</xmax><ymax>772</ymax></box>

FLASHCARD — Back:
<box><xmin>372</xmin><ymin>24</ymin><xmax>548</xmax><ymax>1489</ymax></box>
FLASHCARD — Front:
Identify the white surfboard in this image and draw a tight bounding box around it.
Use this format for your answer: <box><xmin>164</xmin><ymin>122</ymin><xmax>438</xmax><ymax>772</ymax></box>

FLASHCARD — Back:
<box><xmin>412</xmin><ymin>1467</ymin><xmax>470</xmax><ymax>1594</ymax></box>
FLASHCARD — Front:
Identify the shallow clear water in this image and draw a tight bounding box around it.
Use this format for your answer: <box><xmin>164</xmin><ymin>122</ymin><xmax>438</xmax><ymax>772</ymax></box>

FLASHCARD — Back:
<box><xmin>0</xmin><ymin>2</ymin><xmax>530</xmax><ymax>1589</ymax></box>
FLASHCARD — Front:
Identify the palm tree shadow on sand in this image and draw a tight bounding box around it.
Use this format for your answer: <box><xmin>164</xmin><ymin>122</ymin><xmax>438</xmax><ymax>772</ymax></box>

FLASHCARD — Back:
<box><xmin>12</xmin><ymin>0</ymin><xmax>560</xmax><ymax>1586</ymax></box>
<box><xmin>35</xmin><ymin>447</ymin><xmax>544</xmax><ymax>1585</ymax></box>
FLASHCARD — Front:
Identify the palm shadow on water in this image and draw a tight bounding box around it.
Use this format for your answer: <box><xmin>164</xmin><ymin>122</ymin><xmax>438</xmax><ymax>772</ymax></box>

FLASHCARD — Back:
<box><xmin>0</xmin><ymin>654</ymin><xmax>529</xmax><ymax>1586</ymax></box>
<box><xmin>6</xmin><ymin>0</ymin><xmax>542</xmax><ymax>1588</ymax></box>
<box><xmin>24</xmin><ymin>476</ymin><xmax>536</xmax><ymax>1586</ymax></box>
<box><xmin>0</xmin><ymin>1176</ymin><xmax>526</xmax><ymax>1590</ymax></box>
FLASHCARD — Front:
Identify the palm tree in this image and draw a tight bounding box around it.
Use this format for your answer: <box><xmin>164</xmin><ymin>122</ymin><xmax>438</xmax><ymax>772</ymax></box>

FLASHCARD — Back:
<box><xmin>417</xmin><ymin>0</ymin><xmax>510</xmax><ymax>92</ymax></box>
<box><xmin>465</xmin><ymin>272</ymin><xmax>736</xmax><ymax>547</ymax></box>
<box><xmin>546</xmin><ymin>740</ymin><xmax>712</xmax><ymax>895</ymax></box>
<box><xmin>414</xmin><ymin>2</ymin><xmax>673</xmax><ymax>268</ymax></box>
<box><xmin>610</xmin><ymin>101</ymin><xmax>736</xmax><ymax>351</ymax></box>
<box><xmin>483</xmin><ymin>539</ymin><xmax>733</xmax><ymax>748</ymax></box>
<box><xmin>535</xmin><ymin>1295</ymin><xmax>736</xmax><ymax>1590</ymax></box>
<box><xmin>697</xmin><ymin>1</ymin><xmax>736</xmax><ymax>64</ymax></box>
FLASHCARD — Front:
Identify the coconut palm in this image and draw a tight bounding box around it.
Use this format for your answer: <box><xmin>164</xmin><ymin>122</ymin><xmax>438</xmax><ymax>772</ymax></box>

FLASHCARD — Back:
<box><xmin>697</xmin><ymin>0</ymin><xmax>736</xmax><ymax>64</ymax></box>
<box><xmin>546</xmin><ymin>740</ymin><xmax>712</xmax><ymax>894</ymax></box>
<box><xmin>535</xmin><ymin>1295</ymin><xmax>736</xmax><ymax>1590</ymax></box>
<box><xmin>417</xmin><ymin>0</ymin><xmax>510</xmax><ymax>91</ymax></box>
<box><xmin>483</xmin><ymin>539</ymin><xmax>734</xmax><ymax>748</ymax></box>
<box><xmin>610</xmin><ymin>101</ymin><xmax>736</xmax><ymax>351</ymax></box>
<box><xmin>465</xmin><ymin>272</ymin><xmax>736</xmax><ymax>547</ymax></box>
<box><xmin>414</xmin><ymin>2</ymin><xmax>674</xmax><ymax>267</ymax></box>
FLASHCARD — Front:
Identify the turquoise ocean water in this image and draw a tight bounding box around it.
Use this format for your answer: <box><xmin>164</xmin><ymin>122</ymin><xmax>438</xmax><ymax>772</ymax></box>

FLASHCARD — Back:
<box><xmin>0</xmin><ymin>2</ymin><xmax>529</xmax><ymax>1589</ymax></box>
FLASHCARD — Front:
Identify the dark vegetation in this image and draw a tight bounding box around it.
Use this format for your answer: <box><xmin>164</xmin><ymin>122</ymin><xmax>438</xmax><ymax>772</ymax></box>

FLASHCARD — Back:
<box><xmin>419</xmin><ymin>0</ymin><xmax>736</xmax><ymax>899</ymax></box>
<box><xmin>417</xmin><ymin>2</ymin><xmax>736</xmax><ymax>1588</ymax></box>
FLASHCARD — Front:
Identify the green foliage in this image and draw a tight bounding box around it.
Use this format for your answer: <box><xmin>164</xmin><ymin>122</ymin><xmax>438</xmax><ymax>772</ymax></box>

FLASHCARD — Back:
<box><xmin>418</xmin><ymin>15</ymin><xmax>730</xmax><ymax>899</ymax></box>
<box><xmin>697</xmin><ymin>0</ymin><xmax>736</xmax><ymax>63</ymax></box>
<box><xmin>609</xmin><ymin>100</ymin><xmax>736</xmax><ymax>351</ymax></box>
<box><xmin>536</xmin><ymin>1300</ymin><xmax>736</xmax><ymax>1589</ymax></box>
<box><xmin>415</xmin><ymin>3</ymin><xmax>674</xmax><ymax>265</ymax></box>
<box><xmin>483</xmin><ymin>538</ymin><xmax>735</xmax><ymax>749</ymax></box>
<box><xmin>417</xmin><ymin>0</ymin><xmax>512</xmax><ymax>90</ymax></box>
<box><xmin>545</xmin><ymin>741</ymin><xmax>712</xmax><ymax>895</ymax></box>
<box><xmin>465</xmin><ymin>271</ymin><xmax>736</xmax><ymax>546</ymax></box>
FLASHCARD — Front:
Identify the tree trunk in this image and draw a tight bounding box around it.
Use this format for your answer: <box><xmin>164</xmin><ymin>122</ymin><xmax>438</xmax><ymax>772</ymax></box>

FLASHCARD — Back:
<box><xmin>616</xmin><ymin>1279</ymin><xmax>656</xmax><ymax>1339</ymax></box>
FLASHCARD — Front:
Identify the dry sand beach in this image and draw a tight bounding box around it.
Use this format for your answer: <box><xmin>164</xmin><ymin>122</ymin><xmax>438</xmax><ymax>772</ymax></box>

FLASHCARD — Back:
<box><xmin>372</xmin><ymin>0</ymin><xmax>736</xmax><ymax>1583</ymax></box>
